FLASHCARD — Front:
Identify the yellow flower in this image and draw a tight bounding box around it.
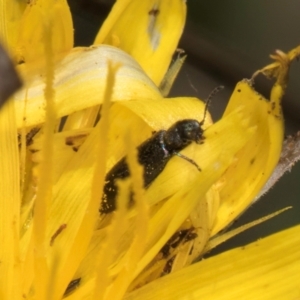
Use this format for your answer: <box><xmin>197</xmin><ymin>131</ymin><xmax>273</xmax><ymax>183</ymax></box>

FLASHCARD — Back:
<box><xmin>0</xmin><ymin>0</ymin><xmax>299</xmax><ymax>299</ymax></box>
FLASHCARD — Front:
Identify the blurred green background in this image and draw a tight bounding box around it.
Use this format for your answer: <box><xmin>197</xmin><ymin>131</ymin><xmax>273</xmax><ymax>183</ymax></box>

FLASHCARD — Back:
<box><xmin>67</xmin><ymin>0</ymin><xmax>300</xmax><ymax>256</ymax></box>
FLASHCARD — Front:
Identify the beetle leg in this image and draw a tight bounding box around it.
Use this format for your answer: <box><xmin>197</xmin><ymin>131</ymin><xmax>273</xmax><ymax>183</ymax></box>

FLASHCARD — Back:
<box><xmin>174</xmin><ymin>152</ymin><xmax>201</xmax><ymax>172</ymax></box>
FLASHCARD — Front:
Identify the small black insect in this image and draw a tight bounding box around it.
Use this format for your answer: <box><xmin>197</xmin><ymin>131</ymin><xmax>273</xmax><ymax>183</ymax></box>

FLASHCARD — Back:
<box><xmin>18</xmin><ymin>127</ymin><xmax>40</xmax><ymax>147</ymax></box>
<box><xmin>100</xmin><ymin>86</ymin><xmax>223</xmax><ymax>214</ymax></box>
<box><xmin>160</xmin><ymin>228</ymin><xmax>198</xmax><ymax>258</ymax></box>
<box><xmin>64</xmin><ymin>278</ymin><xmax>81</xmax><ymax>296</ymax></box>
<box><xmin>161</xmin><ymin>227</ymin><xmax>198</xmax><ymax>275</ymax></box>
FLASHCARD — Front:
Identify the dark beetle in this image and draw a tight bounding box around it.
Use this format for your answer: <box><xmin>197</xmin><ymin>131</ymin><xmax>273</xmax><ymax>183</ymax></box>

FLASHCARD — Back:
<box><xmin>160</xmin><ymin>227</ymin><xmax>198</xmax><ymax>258</ymax></box>
<box><xmin>100</xmin><ymin>86</ymin><xmax>223</xmax><ymax>214</ymax></box>
<box><xmin>100</xmin><ymin>119</ymin><xmax>204</xmax><ymax>213</ymax></box>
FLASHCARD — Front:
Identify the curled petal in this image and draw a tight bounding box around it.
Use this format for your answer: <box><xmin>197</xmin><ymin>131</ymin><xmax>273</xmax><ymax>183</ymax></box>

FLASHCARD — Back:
<box><xmin>14</xmin><ymin>45</ymin><xmax>161</xmax><ymax>128</ymax></box>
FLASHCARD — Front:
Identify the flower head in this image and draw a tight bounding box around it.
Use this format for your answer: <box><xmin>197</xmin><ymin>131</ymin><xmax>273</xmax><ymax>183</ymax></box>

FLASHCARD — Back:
<box><xmin>0</xmin><ymin>0</ymin><xmax>299</xmax><ymax>299</ymax></box>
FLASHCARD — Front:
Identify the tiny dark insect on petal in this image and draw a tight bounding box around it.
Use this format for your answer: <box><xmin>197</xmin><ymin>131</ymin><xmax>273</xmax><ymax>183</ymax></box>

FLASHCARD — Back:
<box><xmin>18</xmin><ymin>127</ymin><xmax>40</xmax><ymax>147</ymax></box>
<box><xmin>148</xmin><ymin>8</ymin><xmax>160</xmax><ymax>16</ymax></box>
<box><xmin>64</xmin><ymin>278</ymin><xmax>81</xmax><ymax>296</ymax></box>
<box><xmin>26</xmin><ymin>127</ymin><xmax>40</xmax><ymax>146</ymax></box>
<box><xmin>160</xmin><ymin>227</ymin><xmax>198</xmax><ymax>275</ymax></box>
<box><xmin>160</xmin><ymin>228</ymin><xmax>197</xmax><ymax>258</ymax></box>
<box><xmin>162</xmin><ymin>256</ymin><xmax>175</xmax><ymax>276</ymax></box>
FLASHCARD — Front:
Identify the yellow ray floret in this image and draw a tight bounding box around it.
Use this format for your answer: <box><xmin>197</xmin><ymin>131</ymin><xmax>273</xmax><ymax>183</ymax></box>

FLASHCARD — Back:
<box><xmin>212</xmin><ymin>49</ymin><xmax>294</xmax><ymax>235</ymax></box>
<box><xmin>0</xmin><ymin>101</ymin><xmax>21</xmax><ymax>299</ymax></box>
<box><xmin>94</xmin><ymin>0</ymin><xmax>186</xmax><ymax>85</ymax></box>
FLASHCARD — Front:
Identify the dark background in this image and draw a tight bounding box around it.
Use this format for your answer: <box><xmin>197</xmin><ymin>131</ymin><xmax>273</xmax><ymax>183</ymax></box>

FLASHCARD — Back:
<box><xmin>67</xmin><ymin>0</ymin><xmax>300</xmax><ymax>256</ymax></box>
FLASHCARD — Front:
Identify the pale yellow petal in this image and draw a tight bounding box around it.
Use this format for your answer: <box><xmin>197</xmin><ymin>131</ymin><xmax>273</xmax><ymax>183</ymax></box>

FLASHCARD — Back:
<box><xmin>14</xmin><ymin>45</ymin><xmax>161</xmax><ymax>129</ymax></box>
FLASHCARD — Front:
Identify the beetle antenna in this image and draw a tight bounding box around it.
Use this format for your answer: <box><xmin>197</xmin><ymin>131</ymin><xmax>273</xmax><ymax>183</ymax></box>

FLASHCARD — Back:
<box><xmin>200</xmin><ymin>85</ymin><xmax>224</xmax><ymax>125</ymax></box>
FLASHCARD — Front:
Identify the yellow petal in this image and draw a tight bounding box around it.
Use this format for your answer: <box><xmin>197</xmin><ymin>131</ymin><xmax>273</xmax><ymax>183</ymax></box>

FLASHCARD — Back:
<box><xmin>210</xmin><ymin>80</ymin><xmax>282</xmax><ymax>234</ymax></box>
<box><xmin>125</xmin><ymin>225</ymin><xmax>300</xmax><ymax>300</ymax></box>
<box><xmin>94</xmin><ymin>0</ymin><xmax>186</xmax><ymax>85</ymax></box>
<box><xmin>0</xmin><ymin>101</ymin><xmax>20</xmax><ymax>298</ymax></box>
<box><xmin>212</xmin><ymin>70</ymin><xmax>286</xmax><ymax>236</ymax></box>
<box><xmin>211</xmin><ymin>47</ymin><xmax>300</xmax><ymax>236</ymax></box>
